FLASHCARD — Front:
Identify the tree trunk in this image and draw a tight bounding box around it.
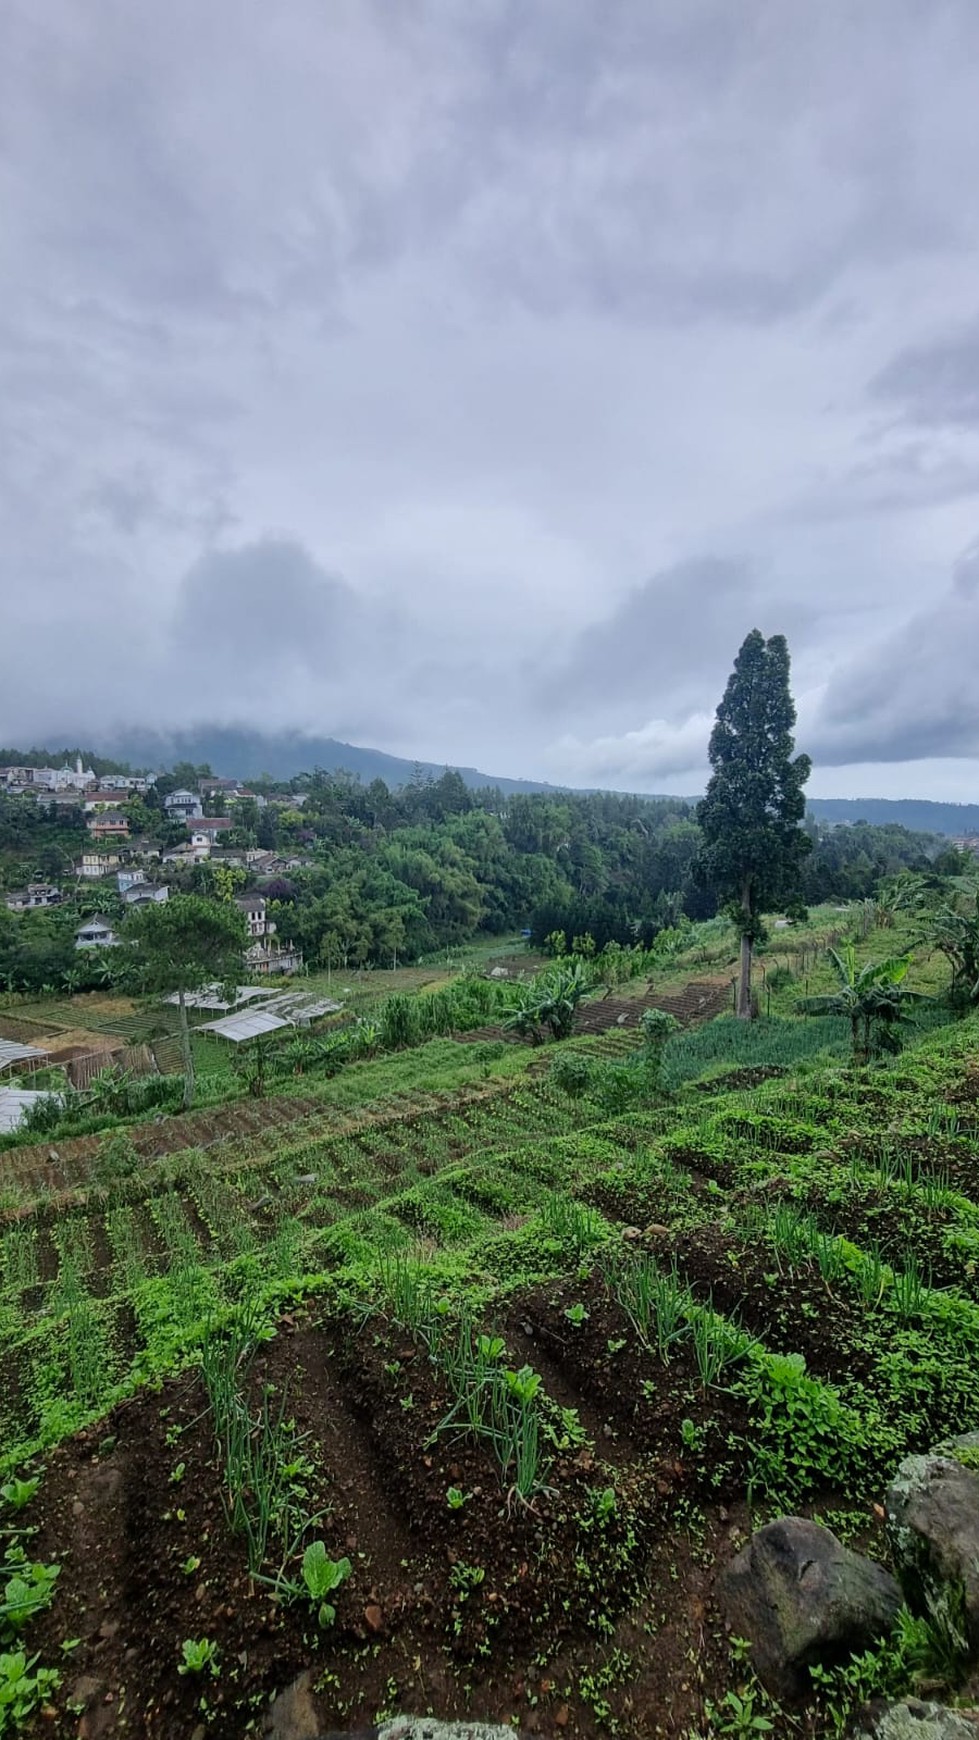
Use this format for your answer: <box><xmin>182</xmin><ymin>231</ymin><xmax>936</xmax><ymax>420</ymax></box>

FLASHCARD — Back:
<box><xmin>851</xmin><ymin>1013</ymin><xmax>862</xmax><ymax>1062</ymax></box>
<box><xmin>736</xmin><ymin>930</ymin><xmax>753</xmax><ymax>1019</ymax></box>
<box><xmin>177</xmin><ymin>987</ymin><xmax>195</xmax><ymax>1111</ymax></box>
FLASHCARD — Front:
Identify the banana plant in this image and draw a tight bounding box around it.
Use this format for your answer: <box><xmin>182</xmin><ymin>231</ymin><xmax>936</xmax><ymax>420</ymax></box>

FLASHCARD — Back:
<box><xmin>921</xmin><ymin>877</ymin><xmax>979</xmax><ymax>1005</ymax></box>
<box><xmin>798</xmin><ymin>944</ymin><xmax>927</xmax><ymax>1061</ymax></box>
<box><xmin>503</xmin><ymin>959</ymin><xmax>589</xmax><ymax>1044</ymax></box>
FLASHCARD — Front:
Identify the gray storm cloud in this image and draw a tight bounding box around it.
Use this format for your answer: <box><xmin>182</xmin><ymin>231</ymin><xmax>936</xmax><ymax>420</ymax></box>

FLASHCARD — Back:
<box><xmin>871</xmin><ymin>321</ymin><xmax>979</xmax><ymax>429</ymax></box>
<box><xmin>809</xmin><ymin>543</ymin><xmax>979</xmax><ymax>766</ymax></box>
<box><xmin>3</xmin><ymin>1</ymin><xmax>979</xmax><ymax>792</ymax></box>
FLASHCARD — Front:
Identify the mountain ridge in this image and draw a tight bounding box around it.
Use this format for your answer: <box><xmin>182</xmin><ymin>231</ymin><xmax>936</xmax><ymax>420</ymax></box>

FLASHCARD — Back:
<box><xmin>4</xmin><ymin>726</ymin><xmax>979</xmax><ymax>835</ymax></box>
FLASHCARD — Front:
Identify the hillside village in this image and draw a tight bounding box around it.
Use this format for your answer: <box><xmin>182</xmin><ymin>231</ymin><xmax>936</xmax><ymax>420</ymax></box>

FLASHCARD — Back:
<box><xmin>1</xmin><ymin>757</ymin><xmax>309</xmax><ymax>976</ymax></box>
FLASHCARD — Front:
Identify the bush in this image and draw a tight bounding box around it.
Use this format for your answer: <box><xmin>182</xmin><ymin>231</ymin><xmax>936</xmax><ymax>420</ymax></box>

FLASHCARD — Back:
<box><xmin>589</xmin><ymin>1060</ymin><xmax>651</xmax><ymax>1114</ymax></box>
<box><xmin>639</xmin><ymin>1008</ymin><xmax>680</xmax><ymax>1048</ymax></box>
<box><xmin>549</xmin><ymin>1054</ymin><xmax>594</xmax><ymax>1098</ymax></box>
<box><xmin>19</xmin><ymin>1094</ymin><xmax>67</xmax><ymax>1136</ymax></box>
<box><xmin>93</xmin><ymin>1131</ymin><xmax>140</xmax><ymax>1181</ymax></box>
<box><xmin>765</xmin><ymin>964</ymin><xmax>795</xmax><ymax>994</ymax></box>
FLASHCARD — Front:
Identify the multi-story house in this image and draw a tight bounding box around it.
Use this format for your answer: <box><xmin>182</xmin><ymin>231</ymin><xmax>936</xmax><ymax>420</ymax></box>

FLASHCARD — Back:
<box><xmin>86</xmin><ymin>812</ymin><xmax>130</xmax><ymax>841</ymax></box>
<box><xmin>235</xmin><ymin>895</ymin><xmax>274</xmax><ymax>940</ymax></box>
<box><xmin>4</xmin><ymin>883</ymin><xmax>62</xmax><ymax>912</ymax></box>
<box><xmin>77</xmin><ymin>851</ymin><xmax>123</xmax><ymax>879</ymax></box>
<box><xmin>234</xmin><ymin>895</ymin><xmax>302</xmax><ymax>975</ymax></box>
<box><xmin>164</xmin><ymin>789</ymin><xmax>203</xmax><ymax>821</ymax></box>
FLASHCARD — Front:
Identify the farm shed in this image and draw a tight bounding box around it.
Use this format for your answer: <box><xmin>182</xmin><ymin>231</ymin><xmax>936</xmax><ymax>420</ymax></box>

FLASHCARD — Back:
<box><xmin>0</xmin><ymin>1088</ymin><xmax>49</xmax><ymax>1132</ymax></box>
<box><xmin>199</xmin><ymin>1008</ymin><xmax>292</xmax><ymax>1043</ymax></box>
<box><xmin>0</xmin><ymin>1038</ymin><xmax>50</xmax><ymax>1076</ymax></box>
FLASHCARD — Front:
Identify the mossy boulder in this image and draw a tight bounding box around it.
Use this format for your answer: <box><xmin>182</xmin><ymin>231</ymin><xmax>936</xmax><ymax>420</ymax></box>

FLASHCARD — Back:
<box><xmin>716</xmin><ymin>1516</ymin><xmax>901</xmax><ymax>1699</ymax></box>
<box><xmin>853</xmin><ymin>1699</ymin><xmax>979</xmax><ymax>1738</ymax></box>
<box><xmin>886</xmin><ymin>1453</ymin><xmax>979</xmax><ymax>1658</ymax></box>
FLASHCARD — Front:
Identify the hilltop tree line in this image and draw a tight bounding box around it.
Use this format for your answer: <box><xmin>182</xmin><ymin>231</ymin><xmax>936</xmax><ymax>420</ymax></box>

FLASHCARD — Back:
<box><xmin>0</xmin><ymin>763</ymin><xmax>958</xmax><ymax>995</ymax></box>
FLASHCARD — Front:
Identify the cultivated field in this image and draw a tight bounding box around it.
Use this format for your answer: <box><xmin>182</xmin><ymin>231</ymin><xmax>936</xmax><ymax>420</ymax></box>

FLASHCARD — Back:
<box><xmin>2</xmin><ymin>929</ymin><xmax>978</xmax><ymax>1737</ymax></box>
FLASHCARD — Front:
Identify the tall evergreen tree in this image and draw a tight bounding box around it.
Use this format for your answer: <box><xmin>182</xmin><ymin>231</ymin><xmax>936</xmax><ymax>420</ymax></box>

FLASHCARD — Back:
<box><xmin>696</xmin><ymin>631</ymin><xmax>811</xmax><ymax>1018</ymax></box>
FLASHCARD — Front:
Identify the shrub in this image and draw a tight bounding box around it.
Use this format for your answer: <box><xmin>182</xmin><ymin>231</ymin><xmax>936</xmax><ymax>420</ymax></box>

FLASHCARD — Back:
<box><xmin>92</xmin><ymin>1132</ymin><xmax>140</xmax><ymax>1182</ymax></box>
<box><xmin>550</xmin><ymin>1054</ymin><xmax>594</xmax><ymax>1098</ymax></box>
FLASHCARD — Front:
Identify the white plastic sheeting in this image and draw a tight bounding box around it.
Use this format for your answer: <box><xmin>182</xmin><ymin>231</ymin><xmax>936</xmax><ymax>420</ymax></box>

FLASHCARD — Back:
<box><xmin>198</xmin><ymin>1008</ymin><xmax>291</xmax><ymax>1043</ymax></box>
<box><xmin>0</xmin><ymin>1088</ymin><xmax>48</xmax><ymax>1132</ymax></box>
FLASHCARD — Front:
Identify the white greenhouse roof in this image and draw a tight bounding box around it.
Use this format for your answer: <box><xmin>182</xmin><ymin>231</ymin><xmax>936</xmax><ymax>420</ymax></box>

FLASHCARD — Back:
<box><xmin>263</xmin><ymin>992</ymin><xmax>343</xmax><ymax>1023</ymax></box>
<box><xmin>0</xmin><ymin>1039</ymin><xmax>49</xmax><ymax>1073</ymax></box>
<box><xmin>163</xmin><ymin>984</ymin><xmax>279</xmax><ymax>1012</ymax></box>
<box><xmin>199</xmin><ymin>1008</ymin><xmax>291</xmax><ymax>1043</ymax></box>
<box><xmin>0</xmin><ymin>1088</ymin><xmax>48</xmax><ymax>1132</ymax></box>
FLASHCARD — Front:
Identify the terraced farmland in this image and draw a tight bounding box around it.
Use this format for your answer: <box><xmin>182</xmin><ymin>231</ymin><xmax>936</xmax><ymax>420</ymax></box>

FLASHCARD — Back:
<box><xmin>3</xmin><ymin>1004</ymin><xmax>979</xmax><ymax>1738</ymax></box>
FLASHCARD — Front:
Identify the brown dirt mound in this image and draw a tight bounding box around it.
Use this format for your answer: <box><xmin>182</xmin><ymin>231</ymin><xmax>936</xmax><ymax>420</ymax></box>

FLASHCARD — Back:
<box><xmin>21</xmin><ymin>1306</ymin><xmax>750</xmax><ymax>1739</ymax></box>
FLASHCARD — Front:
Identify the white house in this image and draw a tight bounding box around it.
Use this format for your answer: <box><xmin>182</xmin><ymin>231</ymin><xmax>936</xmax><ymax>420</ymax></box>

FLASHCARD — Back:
<box><xmin>235</xmin><ymin>895</ymin><xmax>274</xmax><ymax>940</ymax></box>
<box><xmin>189</xmin><ymin>818</ymin><xmax>232</xmax><ymax>849</ymax></box>
<box><xmin>162</xmin><ymin>843</ymin><xmax>210</xmax><ymax>866</ymax></box>
<box><xmin>84</xmin><ymin>791</ymin><xmax>137</xmax><ymax>812</ymax></box>
<box><xmin>75</xmin><ymin>916</ymin><xmax>121</xmax><ymax>949</ymax></box>
<box><xmin>164</xmin><ymin>789</ymin><xmax>203</xmax><ymax>821</ymax></box>
<box><xmin>77</xmin><ymin>851</ymin><xmax>122</xmax><ymax>879</ymax></box>
<box><xmin>234</xmin><ymin>895</ymin><xmax>302</xmax><ymax>973</ymax></box>
<box><xmin>4</xmin><ymin>883</ymin><xmax>62</xmax><ymax>912</ymax></box>
<box><xmin>121</xmin><ymin>883</ymin><xmax>168</xmax><ymax>907</ymax></box>
<box><xmin>97</xmin><ymin>774</ymin><xmax>152</xmax><ymax>792</ymax></box>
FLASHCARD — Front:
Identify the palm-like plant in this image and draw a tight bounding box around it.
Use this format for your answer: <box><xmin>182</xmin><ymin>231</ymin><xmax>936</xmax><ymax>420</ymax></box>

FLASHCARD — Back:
<box><xmin>798</xmin><ymin>944</ymin><xmax>927</xmax><ymax>1062</ymax></box>
<box><xmin>503</xmin><ymin>959</ymin><xmax>589</xmax><ymax>1045</ymax></box>
<box><xmin>921</xmin><ymin>877</ymin><xmax>979</xmax><ymax>1005</ymax></box>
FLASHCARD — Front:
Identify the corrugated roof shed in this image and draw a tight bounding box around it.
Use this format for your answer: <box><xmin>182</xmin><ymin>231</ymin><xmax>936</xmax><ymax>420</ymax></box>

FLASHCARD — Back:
<box><xmin>199</xmin><ymin>1008</ymin><xmax>291</xmax><ymax>1042</ymax></box>
<box><xmin>0</xmin><ymin>1038</ymin><xmax>49</xmax><ymax>1074</ymax></box>
<box><xmin>0</xmin><ymin>1088</ymin><xmax>48</xmax><ymax>1131</ymax></box>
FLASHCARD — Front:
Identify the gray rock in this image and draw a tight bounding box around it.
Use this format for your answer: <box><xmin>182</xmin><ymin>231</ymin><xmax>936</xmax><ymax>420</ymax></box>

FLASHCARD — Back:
<box><xmin>263</xmin><ymin>1684</ymin><xmax>521</xmax><ymax>1740</ymax></box>
<box><xmin>853</xmin><ymin>1699</ymin><xmax>979</xmax><ymax>1739</ymax></box>
<box><xmin>264</xmin><ymin>1671</ymin><xmax>322</xmax><ymax>1740</ymax></box>
<box><xmin>886</xmin><ymin>1454</ymin><xmax>979</xmax><ymax>1654</ymax></box>
<box><xmin>68</xmin><ymin>1675</ymin><xmax>103</xmax><ymax>1711</ymax></box>
<box><xmin>378</xmin><ymin>1725</ymin><xmax>523</xmax><ymax>1740</ymax></box>
<box><xmin>716</xmin><ymin>1516</ymin><xmax>902</xmax><ymax>1698</ymax></box>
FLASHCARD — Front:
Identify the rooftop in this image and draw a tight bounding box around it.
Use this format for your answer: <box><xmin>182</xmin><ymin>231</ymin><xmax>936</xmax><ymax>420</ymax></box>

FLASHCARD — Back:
<box><xmin>0</xmin><ymin>1088</ymin><xmax>49</xmax><ymax>1132</ymax></box>
<box><xmin>199</xmin><ymin>1008</ymin><xmax>292</xmax><ymax>1043</ymax></box>
<box><xmin>0</xmin><ymin>1038</ymin><xmax>50</xmax><ymax>1073</ymax></box>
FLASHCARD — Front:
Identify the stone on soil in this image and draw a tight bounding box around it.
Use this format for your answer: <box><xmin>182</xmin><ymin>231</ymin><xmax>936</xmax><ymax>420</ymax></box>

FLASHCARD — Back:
<box><xmin>885</xmin><ymin>1452</ymin><xmax>979</xmax><ymax>1655</ymax></box>
<box><xmin>852</xmin><ymin>1700</ymin><xmax>979</xmax><ymax>1738</ymax></box>
<box><xmin>716</xmin><ymin>1515</ymin><xmax>902</xmax><ymax>1698</ymax></box>
<box><xmin>263</xmin><ymin>1678</ymin><xmax>523</xmax><ymax>1740</ymax></box>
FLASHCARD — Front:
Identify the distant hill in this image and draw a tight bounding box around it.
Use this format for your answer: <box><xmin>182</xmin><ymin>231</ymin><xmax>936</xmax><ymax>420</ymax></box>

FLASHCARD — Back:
<box><xmin>6</xmin><ymin>726</ymin><xmax>977</xmax><ymax>836</ymax></box>
<box><xmin>804</xmin><ymin>797</ymin><xmax>979</xmax><ymax>837</ymax></box>
<box><xmin>92</xmin><ymin>727</ymin><xmax>566</xmax><ymax>795</ymax></box>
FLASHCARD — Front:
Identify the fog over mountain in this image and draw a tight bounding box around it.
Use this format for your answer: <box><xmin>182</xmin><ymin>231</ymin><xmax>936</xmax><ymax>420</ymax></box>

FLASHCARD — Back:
<box><xmin>3</xmin><ymin>3</ymin><xmax>979</xmax><ymax>800</ymax></box>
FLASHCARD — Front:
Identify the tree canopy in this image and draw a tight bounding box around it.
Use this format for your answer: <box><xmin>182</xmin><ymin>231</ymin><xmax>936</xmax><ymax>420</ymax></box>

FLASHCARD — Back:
<box><xmin>121</xmin><ymin>894</ymin><xmax>246</xmax><ymax>1107</ymax></box>
<box><xmin>696</xmin><ymin>630</ymin><xmax>811</xmax><ymax>1017</ymax></box>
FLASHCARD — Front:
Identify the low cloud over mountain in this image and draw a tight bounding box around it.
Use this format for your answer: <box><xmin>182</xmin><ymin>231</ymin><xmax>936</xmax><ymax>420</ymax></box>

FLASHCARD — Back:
<box><xmin>4</xmin><ymin>2</ymin><xmax>979</xmax><ymax>798</ymax></box>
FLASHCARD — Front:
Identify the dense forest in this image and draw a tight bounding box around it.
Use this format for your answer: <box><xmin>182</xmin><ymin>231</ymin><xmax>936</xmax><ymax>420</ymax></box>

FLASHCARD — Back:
<box><xmin>0</xmin><ymin>770</ymin><xmax>961</xmax><ymax>992</ymax></box>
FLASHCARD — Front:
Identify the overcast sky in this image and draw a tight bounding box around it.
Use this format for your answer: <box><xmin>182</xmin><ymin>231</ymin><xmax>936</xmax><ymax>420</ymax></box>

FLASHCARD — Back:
<box><xmin>3</xmin><ymin>1</ymin><xmax>979</xmax><ymax>797</ymax></box>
